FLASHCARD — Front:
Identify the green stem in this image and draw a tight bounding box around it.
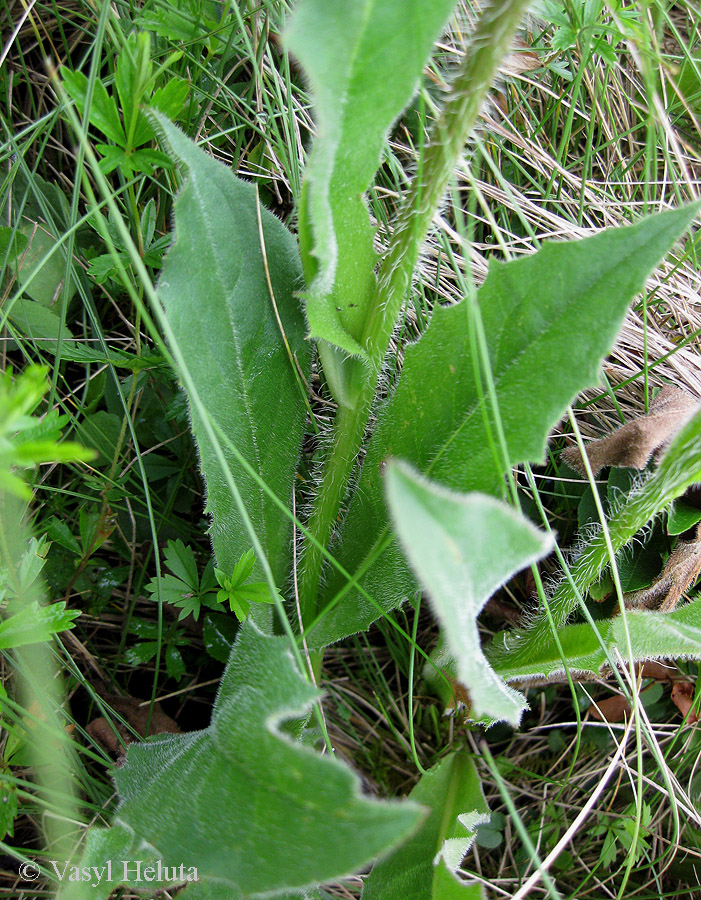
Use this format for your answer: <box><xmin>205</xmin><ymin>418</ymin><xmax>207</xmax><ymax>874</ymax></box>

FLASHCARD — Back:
<box><xmin>364</xmin><ymin>0</ymin><xmax>535</xmax><ymax>366</ymax></box>
<box><xmin>491</xmin><ymin>408</ymin><xmax>701</xmax><ymax>670</ymax></box>
<box><xmin>299</xmin><ymin>0</ymin><xmax>535</xmax><ymax>624</ymax></box>
<box><xmin>300</xmin><ymin>395</ymin><xmax>372</xmax><ymax>623</ymax></box>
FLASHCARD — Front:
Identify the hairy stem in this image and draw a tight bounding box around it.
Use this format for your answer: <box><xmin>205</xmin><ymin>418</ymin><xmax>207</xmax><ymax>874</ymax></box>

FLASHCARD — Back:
<box><xmin>489</xmin><ymin>408</ymin><xmax>701</xmax><ymax>670</ymax></box>
<box><xmin>299</xmin><ymin>0</ymin><xmax>535</xmax><ymax>625</ymax></box>
<box><xmin>365</xmin><ymin>0</ymin><xmax>535</xmax><ymax>365</ymax></box>
<box><xmin>299</xmin><ymin>395</ymin><xmax>373</xmax><ymax>623</ymax></box>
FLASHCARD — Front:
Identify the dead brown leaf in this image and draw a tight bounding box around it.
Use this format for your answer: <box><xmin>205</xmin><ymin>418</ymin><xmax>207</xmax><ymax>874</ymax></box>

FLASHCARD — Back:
<box><xmin>562</xmin><ymin>386</ymin><xmax>700</xmax><ymax>477</ymax></box>
<box><xmin>87</xmin><ymin>692</ymin><xmax>180</xmax><ymax>758</ymax></box>
<box><xmin>624</xmin><ymin>522</ymin><xmax>701</xmax><ymax>612</ymax></box>
<box><xmin>670</xmin><ymin>682</ymin><xmax>700</xmax><ymax>723</ymax></box>
<box><xmin>590</xmin><ymin>694</ymin><xmax>631</xmax><ymax>722</ymax></box>
<box><xmin>636</xmin><ymin>660</ymin><xmax>676</xmax><ymax>680</ymax></box>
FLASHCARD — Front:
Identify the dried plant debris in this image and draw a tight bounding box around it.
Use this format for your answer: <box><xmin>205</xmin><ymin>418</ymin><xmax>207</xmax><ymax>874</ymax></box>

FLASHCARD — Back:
<box><xmin>561</xmin><ymin>387</ymin><xmax>701</xmax><ymax>611</ymax></box>
<box><xmin>562</xmin><ymin>386</ymin><xmax>700</xmax><ymax>477</ymax></box>
<box><xmin>87</xmin><ymin>691</ymin><xmax>181</xmax><ymax>759</ymax></box>
<box><xmin>670</xmin><ymin>682</ymin><xmax>700</xmax><ymax>724</ymax></box>
<box><xmin>590</xmin><ymin>694</ymin><xmax>631</xmax><ymax>723</ymax></box>
<box><xmin>624</xmin><ymin>522</ymin><xmax>701</xmax><ymax>612</ymax></box>
<box><xmin>637</xmin><ymin>660</ymin><xmax>677</xmax><ymax>680</ymax></box>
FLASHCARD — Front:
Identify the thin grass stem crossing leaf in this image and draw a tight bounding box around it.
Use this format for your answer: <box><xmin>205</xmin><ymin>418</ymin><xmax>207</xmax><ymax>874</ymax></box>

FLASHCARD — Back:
<box><xmin>385</xmin><ymin>461</ymin><xmax>553</xmax><ymax>725</ymax></box>
<box><xmin>285</xmin><ymin>0</ymin><xmax>456</xmax><ymax>359</ymax></box>
<box><xmin>310</xmin><ymin>203</ymin><xmax>700</xmax><ymax>647</ymax></box>
<box><xmin>65</xmin><ymin>622</ymin><xmax>423</xmax><ymax>900</ymax></box>
<box><xmin>364</xmin><ymin>751</ymin><xmax>488</xmax><ymax>899</ymax></box>
<box><xmin>151</xmin><ymin>114</ymin><xmax>310</xmax><ymax>588</ymax></box>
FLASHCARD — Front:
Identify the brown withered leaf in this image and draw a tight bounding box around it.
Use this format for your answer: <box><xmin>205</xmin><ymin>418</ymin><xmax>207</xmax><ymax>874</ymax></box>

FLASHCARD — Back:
<box><xmin>636</xmin><ymin>660</ymin><xmax>676</xmax><ymax>680</ymax></box>
<box><xmin>87</xmin><ymin>692</ymin><xmax>180</xmax><ymax>759</ymax></box>
<box><xmin>502</xmin><ymin>37</ymin><xmax>542</xmax><ymax>76</ymax></box>
<box><xmin>590</xmin><ymin>694</ymin><xmax>631</xmax><ymax>723</ymax></box>
<box><xmin>562</xmin><ymin>386</ymin><xmax>700</xmax><ymax>477</ymax></box>
<box><xmin>670</xmin><ymin>682</ymin><xmax>700</xmax><ymax>724</ymax></box>
<box><xmin>624</xmin><ymin>522</ymin><xmax>701</xmax><ymax>612</ymax></box>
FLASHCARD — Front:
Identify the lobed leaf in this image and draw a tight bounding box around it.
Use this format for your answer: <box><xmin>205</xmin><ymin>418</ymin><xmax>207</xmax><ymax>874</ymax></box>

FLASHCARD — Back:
<box><xmin>151</xmin><ymin>113</ymin><xmax>311</xmax><ymax>589</ymax></box>
<box><xmin>0</xmin><ymin>602</ymin><xmax>79</xmax><ymax>648</ymax></box>
<box><xmin>385</xmin><ymin>461</ymin><xmax>553</xmax><ymax>725</ymax></box>
<box><xmin>162</xmin><ymin>539</ymin><xmax>198</xmax><ymax>588</ymax></box>
<box><xmin>364</xmin><ymin>751</ymin><xmax>488</xmax><ymax>900</ymax></box>
<box><xmin>285</xmin><ymin>0</ymin><xmax>456</xmax><ymax>357</ymax></box>
<box><xmin>309</xmin><ymin>203</ymin><xmax>701</xmax><ymax>647</ymax></box>
<box><xmin>65</xmin><ymin>622</ymin><xmax>422</xmax><ymax>899</ymax></box>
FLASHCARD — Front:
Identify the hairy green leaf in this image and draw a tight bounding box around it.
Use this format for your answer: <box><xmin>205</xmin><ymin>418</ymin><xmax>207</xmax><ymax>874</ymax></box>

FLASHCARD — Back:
<box><xmin>364</xmin><ymin>751</ymin><xmax>488</xmax><ymax>900</ymax></box>
<box><xmin>385</xmin><ymin>461</ymin><xmax>552</xmax><ymax>724</ymax></box>
<box><xmin>65</xmin><ymin>622</ymin><xmax>422</xmax><ymax>900</ymax></box>
<box><xmin>151</xmin><ymin>114</ymin><xmax>311</xmax><ymax>587</ymax></box>
<box><xmin>492</xmin><ymin>597</ymin><xmax>701</xmax><ymax>682</ymax></box>
<box><xmin>285</xmin><ymin>0</ymin><xmax>456</xmax><ymax>358</ymax></box>
<box><xmin>178</xmin><ymin>880</ymin><xmax>326</xmax><ymax>900</ymax></box>
<box><xmin>310</xmin><ymin>203</ymin><xmax>700</xmax><ymax>647</ymax></box>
